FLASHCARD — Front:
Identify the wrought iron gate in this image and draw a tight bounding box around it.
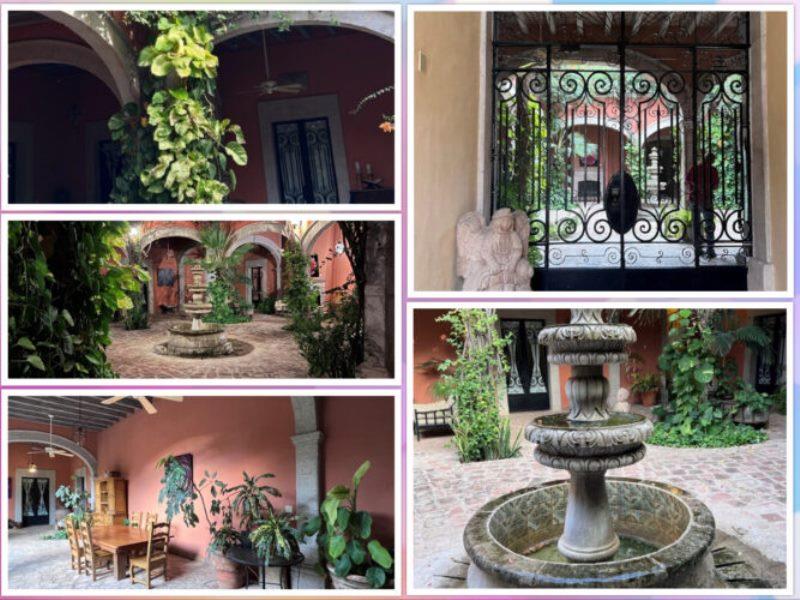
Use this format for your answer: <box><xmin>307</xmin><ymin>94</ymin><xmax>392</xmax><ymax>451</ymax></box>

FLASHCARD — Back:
<box><xmin>491</xmin><ymin>12</ymin><xmax>752</xmax><ymax>291</ymax></box>
<box><xmin>501</xmin><ymin>319</ymin><xmax>549</xmax><ymax>412</ymax></box>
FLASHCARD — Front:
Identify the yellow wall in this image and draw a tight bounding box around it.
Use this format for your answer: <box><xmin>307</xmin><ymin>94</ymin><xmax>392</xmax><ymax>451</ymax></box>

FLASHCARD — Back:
<box><xmin>414</xmin><ymin>12</ymin><xmax>482</xmax><ymax>291</ymax></box>
<box><xmin>765</xmin><ymin>12</ymin><xmax>788</xmax><ymax>291</ymax></box>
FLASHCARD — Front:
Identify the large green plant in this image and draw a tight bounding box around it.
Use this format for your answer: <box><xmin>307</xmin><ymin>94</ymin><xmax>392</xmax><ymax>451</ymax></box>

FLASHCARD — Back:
<box><xmin>121</xmin><ymin>236</ymin><xmax>150</xmax><ymax>330</ymax></box>
<box><xmin>8</xmin><ymin>222</ymin><xmax>148</xmax><ymax>377</ymax></box>
<box><xmin>226</xmin><ymin>472</ymin><xmax>281</xmax><ymax>532</ymax></box>
<box><xmin>294</xmin><ymin>294</ymin><xmax>362</xmax><ymax>378</ymax></box>
<box><xmin>249</xmin><ymin>510</ymin><xmax>299</xmax><ymax>566</ymax></box>
<box><xmin>55</xmin><ymin>485</ymin><xmax>91</xmax><ymax>523</ymax></box>
<box><xmin>281</xmin><ymin>240</ymin><xmax>319</xmax><ymax>331</ymax></box>
<box><xmin>109</xmin><ymin>13</ymin><xmax>248</xmax><ymax>204</ymax></box>
<box><xmin>299</xmin><ymin>461</ymin><xmax>393</xmax><ymax>588</ymax></box>
<box><xmin>196</xmin><ymin>223</ymin><xmax>252</xmax><ymax>323</ymax></box>
<box><xmin>435</xmin><ymin>309</ymin><xmax>512</xmax><ymax>463</ymax></box>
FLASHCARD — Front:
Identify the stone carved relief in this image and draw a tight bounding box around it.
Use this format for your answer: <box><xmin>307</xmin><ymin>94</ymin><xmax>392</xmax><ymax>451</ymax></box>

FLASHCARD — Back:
<box><xmin>526</xmin><ymin>418</ymin><xmax>653</xmax><ymax>457</ymax></box>
<box><xmin>457</xmin><ymin>208</ymin><xmax>533</xmax><ymax>291</ymax></box>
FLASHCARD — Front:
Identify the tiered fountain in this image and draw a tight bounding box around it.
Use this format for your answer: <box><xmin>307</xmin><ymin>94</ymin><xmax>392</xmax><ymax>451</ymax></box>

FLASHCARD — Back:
<box><xmin>464</xmin><ymin>309</ymin><xmax>720</xmax><ymax>588</ymax></box>
<box><xmin>155</xmin><ymin>265</ymin><xmax>234</xmax><ymax>357</ymax></box>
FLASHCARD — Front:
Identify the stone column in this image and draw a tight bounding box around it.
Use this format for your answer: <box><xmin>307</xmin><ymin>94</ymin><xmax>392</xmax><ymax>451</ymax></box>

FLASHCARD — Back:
<box><xmin>361</xmin><ymin>222</ymin><xmax>394</xmax><ymax>377</ymax></box>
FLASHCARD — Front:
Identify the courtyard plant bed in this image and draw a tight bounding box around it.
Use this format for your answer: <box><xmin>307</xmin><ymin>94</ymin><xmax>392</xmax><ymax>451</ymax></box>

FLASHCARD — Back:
<box><xmin>653</xmin><ymin>309</ymin><xmax>773</xmax><ymax>448</ymax></box>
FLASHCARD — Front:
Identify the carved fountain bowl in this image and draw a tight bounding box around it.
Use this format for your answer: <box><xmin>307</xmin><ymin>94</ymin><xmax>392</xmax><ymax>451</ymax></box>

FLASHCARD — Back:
<box><xmin>525</xmin><ymin>412</ymin><xmax>653</xmax><ymax>458</ymax></box>
<box><xmin>538</xmin><ymin>322</ymin><xmax>637</xmax><ymax>364</ymax></box>
<box><xmin>154</xmin><ymin>323</ymin><xmax>233</xmax><ymax>357</ymax></box>
<box><xmin>463</xmin><ymin>478</ymin><xmax>719</xmax><ymax>589</ymax></box>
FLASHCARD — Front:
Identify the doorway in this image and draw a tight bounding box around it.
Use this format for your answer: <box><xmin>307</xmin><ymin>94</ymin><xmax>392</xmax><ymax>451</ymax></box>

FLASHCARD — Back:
<box><xmin>21</xmin><ymin>477</ymin><xmax>50</xmax><ymax>526</ymax></box>
<box><xmin>250</xmin><ymin>265</ymin><xmax>264</xmax><ymax>304</ymax></box>
<box><xmin>501</xmin><ymin>319</ymin><xmax>549</xmax><ymax>411</ymax></box>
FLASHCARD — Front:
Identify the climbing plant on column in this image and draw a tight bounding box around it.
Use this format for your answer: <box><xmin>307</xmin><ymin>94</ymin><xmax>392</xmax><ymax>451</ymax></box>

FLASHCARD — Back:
<box><xmin>108</xmin><ymin>13</ymin><xmax>248</xmax><ymax>203</ymax></box>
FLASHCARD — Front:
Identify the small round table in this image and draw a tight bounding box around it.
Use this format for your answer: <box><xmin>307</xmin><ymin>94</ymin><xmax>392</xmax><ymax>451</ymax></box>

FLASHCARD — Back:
<box><xmin>226</xmin><ymin>547</ymin><xmax>304</xmax><ymax>590</ymax></box>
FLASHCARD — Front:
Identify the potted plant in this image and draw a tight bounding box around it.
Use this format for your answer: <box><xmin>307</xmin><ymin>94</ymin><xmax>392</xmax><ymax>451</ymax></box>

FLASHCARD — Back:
<box><xmin>299</xmin><ymin>461</ymin><xmax>393</xmax><ymax>589</ymax></box>
<box><xmin>630</xmin><ymin>372</ymin><xmax>660</xmax><ymax>407</ymax></box>
<box><xmin>733</xmin><ymin>383</ymin><xmax>772</xmax><ymax>427</ymax></box>
<box><xmin>249</xmin><ymin>509</ymin><xmax>300</xmax><ymax>566</ymax></box>
<box><xmin>157</xmin><ymin>456</ymin><xmax>283</xmax><ymax>589</ymax></box>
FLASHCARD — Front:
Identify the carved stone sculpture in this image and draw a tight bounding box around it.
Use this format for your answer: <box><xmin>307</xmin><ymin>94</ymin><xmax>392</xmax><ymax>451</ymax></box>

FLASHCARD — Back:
<box><xmin>456</xmin><ymin>208</ymin><xmax>533</xmax><ymax>291</ymax></box>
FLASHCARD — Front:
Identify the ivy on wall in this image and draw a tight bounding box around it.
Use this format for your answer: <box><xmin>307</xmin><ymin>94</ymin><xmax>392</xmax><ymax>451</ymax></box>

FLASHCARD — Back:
<box><xmin>8</xmin><ymin>222</ymin><xmax>148</xmax><ymax>377</ymax></box>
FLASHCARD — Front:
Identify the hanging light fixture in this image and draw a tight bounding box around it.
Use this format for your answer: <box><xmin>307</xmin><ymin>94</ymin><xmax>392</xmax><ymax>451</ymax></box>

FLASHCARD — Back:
<box><xmin>73</xmin><ymin>399</ymin><xmax>86</xmax><ymax>448</ymax></box>
<box><xmin>27</xmin><ymin>460</ymin><xmax>37</xmax><ymax>473</ymax></box>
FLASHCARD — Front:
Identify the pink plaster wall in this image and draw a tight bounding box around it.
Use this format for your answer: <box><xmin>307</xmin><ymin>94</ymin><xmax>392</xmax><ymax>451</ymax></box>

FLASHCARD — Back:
<box><xmin>217</xmin><ymin>30</ymin><xmax>394</xmax><ymax>203</ymax></box>
<box><xmin>412</xmin><ymin>310</ymin><xmax>454</xmax><ymax>405</ymax></box>
<box><xmin>310</xmin><ymin>223</ymin><xmax>353</xmax><ymax>302</ymax></box>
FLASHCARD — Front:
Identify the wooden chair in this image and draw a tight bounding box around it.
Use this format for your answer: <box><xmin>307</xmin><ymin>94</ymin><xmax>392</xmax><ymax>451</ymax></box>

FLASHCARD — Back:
<box><xmin>78</xmin><ymin>521</ymin><xmax>113</xmax><ymax>581</ymax></box>
<box><xmin>129</xmin><ymin>522</ymin><xmax>170</xmax><ymax>589</ymax></box>
<box><xmin>65</xmin><ymin>517</ymin><xmax>84</xmax><ymax>573</ymax></box>
<box><xmin>144</xmin><ymin>512</ymin><xmax>157</xmax><ymax>528</ymax></box>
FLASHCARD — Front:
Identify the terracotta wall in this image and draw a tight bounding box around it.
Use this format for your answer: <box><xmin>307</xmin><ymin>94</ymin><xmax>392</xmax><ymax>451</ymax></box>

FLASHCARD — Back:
<box><xmin>412</xmin><ymin>310</ymin><xmax>454</xmax><ymax>405</ymax></box>
<box><xmin>414</xmin><ymin>12</ymin><xmax>483</xmax><ymax>291</ymax></box>
<box><xmin>217</xmin><ymin>30</ymin><xmax>394</xmax><ymax>202</ymax></box>
<box><xmin>320</xmin><ymin>397</ymin><xmax>395</xmax><ymax>543</ymax></box>
<box><xmin>310</xmin><ymin>223</ymin><xmax>353</xmax><ymax>302</ymax></box>
<box><xmin>91</xmin><ymin>396</ymin><xmax>394</xmax><ymax>558</ymax></box>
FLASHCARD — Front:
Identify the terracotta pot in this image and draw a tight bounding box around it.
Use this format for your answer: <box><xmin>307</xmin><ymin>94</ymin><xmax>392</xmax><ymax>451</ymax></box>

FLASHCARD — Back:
<box><xmin>639</xmin><ymin>390</ymin><xmax>658</xmax><ymax>407</ymax></box>
<box><xmin>326</xmin><ymin>564</ymin><xmax>393</xmax><ymax>590</ymax></box>
<box><xmin>209</xmin><ymin>550</ymin><xmax>243</xmax><ymax>589</ymax></box>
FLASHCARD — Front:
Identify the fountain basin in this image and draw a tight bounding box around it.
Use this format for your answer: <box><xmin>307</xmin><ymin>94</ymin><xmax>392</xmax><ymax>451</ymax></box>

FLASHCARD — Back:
<box><xmin>526</xmin><ymin>413</ymin><xmax>653</xmax><ymax>457</ymax></box>
<box><xmin>154</xmin><ymin>323</ymin><xmax>234</xmax><ymax>357</ymax></box>
<box><xmin>464</xmin><ymin>478</ymin><xmax>720</xmax><ymax>588</ymax></box>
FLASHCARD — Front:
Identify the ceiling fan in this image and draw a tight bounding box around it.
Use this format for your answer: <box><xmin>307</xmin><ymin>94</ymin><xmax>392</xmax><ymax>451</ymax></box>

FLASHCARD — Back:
<box><xmin>28</xmin><ymin>415</ymin><xmax>74</xmax><ymax>458</ymax></box>
<box><xmin>256</xmin><ymin>29</ymin><xmax>307</xmax><ymax>96</ymax></box>
<box><xmin>101</xmin><ymin>396</ymin><xmax>183</xmax><ymax>415</ymax></box>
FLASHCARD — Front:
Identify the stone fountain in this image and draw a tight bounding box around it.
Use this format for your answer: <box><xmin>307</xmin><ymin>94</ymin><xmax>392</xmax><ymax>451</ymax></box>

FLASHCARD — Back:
<box><xmin>155</xmin><ymin>265</ymin><xmax>234</xmax><ymax>357</ymax></box>
<box><xmin>464</xmin><ymin>309</ymin><xmax>721</xmax><ymax>588</ymax></box>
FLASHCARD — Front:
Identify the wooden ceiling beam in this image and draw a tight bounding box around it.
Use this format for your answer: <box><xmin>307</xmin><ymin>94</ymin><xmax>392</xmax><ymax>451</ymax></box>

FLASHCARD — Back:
<box><xmin>8</xmin><ymin>398</ymin><xmax>119</xmax><ymax>427</ymax></box>
<box><xmin>8</xmin><ymin>407</ymin><xmax>107</xmax><ymax>431</ymax></box>
<box><xmin>17</xmin><ymin>395</ymin><xmax>137</xmax><ymax>418</ymax></box>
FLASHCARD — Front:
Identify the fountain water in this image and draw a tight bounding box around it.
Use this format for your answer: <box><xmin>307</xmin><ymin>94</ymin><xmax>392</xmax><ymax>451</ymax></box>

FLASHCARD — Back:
<box><xmin>154</xmin><ymin>265</ymin><xmax>234</xmax><ymax>357</ymax></box>
<box><xmin>464</xmin><ymin>309</ymin><xmax>721</xmax><ymax>588</ymax></box>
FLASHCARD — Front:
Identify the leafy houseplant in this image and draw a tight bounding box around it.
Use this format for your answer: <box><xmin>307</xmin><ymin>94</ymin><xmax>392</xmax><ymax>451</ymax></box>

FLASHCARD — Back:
<box><xmin>156</xmin><ymin>456</ymin><xmax>285</xmax><ymax>588</ymax></box>
<box><xmin>8</xmin><ymin>221</ymin><xmax>148</xmax><ymax>377</ymax></box>
<box><xmin>630</xmin><ymin>372</ymin><xmax>660</xmax><ymax>407</ymax></box>
<box><xmin>733</xmin><ymin>383</ymin><xmax>772</xmax><ymax>427</ymax></box>
<box><xmin>55</xmin><ymin>484</ymin><xmax>91</xmax><ymax>524</ymax></box>
<box><xmin>249</xmin><ymin>510</ymin><xmax>300</xmax><ymax>567</ymax></box>
<box><xmin>435</xmin><ymin>309</ymin><xmax>512</xmax><ymax>463</ymax></box>
<box><xmin>299</xmin><ymin>461</ymin><xmax>393</xmax><ymax>589</ymax></box>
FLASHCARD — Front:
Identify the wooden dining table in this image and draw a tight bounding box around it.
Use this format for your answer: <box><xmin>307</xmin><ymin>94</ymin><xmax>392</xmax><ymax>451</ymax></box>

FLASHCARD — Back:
<box><xmin>91</xmin><ymin>525</ymin><xmax>149</xmax><ymax>580</ymax></box>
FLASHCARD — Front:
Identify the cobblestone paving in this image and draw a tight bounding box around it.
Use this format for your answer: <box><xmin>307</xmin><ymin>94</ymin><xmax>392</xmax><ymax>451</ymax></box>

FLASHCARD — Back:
<box><xmin>106</xmin><ymin>315</ymin><xmax>310</xmax><ymax>379</ymax></box>
<box><xmin>413</xmin><ymin>411</ymin><xmax>787</xmax><ymax>589</ymax></box>
<box><xmin>7</xmin><ymin>526</ymin><xmax>308</xmax><ymax>590</ymax></box>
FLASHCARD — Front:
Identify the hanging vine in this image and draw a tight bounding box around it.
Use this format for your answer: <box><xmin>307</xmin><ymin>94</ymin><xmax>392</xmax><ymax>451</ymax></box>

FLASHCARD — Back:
<box><xmin>108</xmin><ymin>13</ymin><xmax>251</xmax><ymax>204</ymax></box>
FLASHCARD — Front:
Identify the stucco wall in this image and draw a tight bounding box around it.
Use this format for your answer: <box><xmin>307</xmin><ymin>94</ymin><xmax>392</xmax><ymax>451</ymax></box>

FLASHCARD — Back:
<box><xmin>765</xmin><ymin>12</ymin><xmax>788</xmax><ymax>291</ymax></box>
<box><xmin>413</xmin><ymin>12</ymin><xmax>483</xmax><ymax>291</ymax></box>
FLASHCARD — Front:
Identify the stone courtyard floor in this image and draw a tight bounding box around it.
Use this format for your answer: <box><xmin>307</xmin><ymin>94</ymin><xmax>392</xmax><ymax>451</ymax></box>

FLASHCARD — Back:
<box><xmin>413</xmin><ymin>410</ymin><xmax>788</xmax><ymax>589</ymax></box>
<box><xmin>7</xmin><ymin>525</ymin><xmax>312</xmax><ymax>590</ymax></box>
<box><xmin>106</xmin><ymin>314</ymin><xmax>309</xmax><ymax>379</ymax></box>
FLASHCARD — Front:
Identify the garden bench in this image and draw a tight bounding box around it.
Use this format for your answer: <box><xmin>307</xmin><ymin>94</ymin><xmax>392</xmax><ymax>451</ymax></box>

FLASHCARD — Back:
<box><xmin>413</xmin><ymin>399</ymin><xmax>454</xmax><ymax>441</ymax></box>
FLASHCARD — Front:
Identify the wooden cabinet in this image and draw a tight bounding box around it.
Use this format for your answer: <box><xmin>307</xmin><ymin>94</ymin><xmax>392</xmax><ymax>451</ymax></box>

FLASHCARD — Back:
<box><xmin>94</xmin><ymin>477</ymin><xmax>127</xmax><ymax>525</ymax></box>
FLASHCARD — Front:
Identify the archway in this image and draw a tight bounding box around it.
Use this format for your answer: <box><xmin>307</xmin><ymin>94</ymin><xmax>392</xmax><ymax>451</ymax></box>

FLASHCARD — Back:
<box><xmin>8</xmin><ymin>430</ymin><xmax>98</xmax><ymax>524</ymax></box>
<box><xmin>226</xmin><ymin>235</ymin><xmax>283</xmax><ymax>293</ymax></box>
<box><xmin>140</xmin><ymin>229</ymin><xmax>204</xmax><ymax>315</ymax></box>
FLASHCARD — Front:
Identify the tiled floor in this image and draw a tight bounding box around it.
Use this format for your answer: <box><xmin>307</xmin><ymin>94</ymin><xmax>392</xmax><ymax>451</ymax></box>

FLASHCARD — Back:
<box><xmin>413</xmin><ymin>411</ymin><xmax>787</xmax><ymax>589</ymax></box>
<box><xmin>105</xmin><ymin>314</ymin><xmax>310</xmax><ymax>379</ymax></box>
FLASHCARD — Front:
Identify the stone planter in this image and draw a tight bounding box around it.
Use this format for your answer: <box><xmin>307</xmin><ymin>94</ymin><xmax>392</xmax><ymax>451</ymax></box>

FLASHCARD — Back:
<box><xmin>733</xmin><ymin>407</ymin><xmax>769</xmax><ymax>428</ymax></box>
<box><xmin>209</xmin><ymin>550</ymin><xmax>244</xmax><ymax>589</ymax></box>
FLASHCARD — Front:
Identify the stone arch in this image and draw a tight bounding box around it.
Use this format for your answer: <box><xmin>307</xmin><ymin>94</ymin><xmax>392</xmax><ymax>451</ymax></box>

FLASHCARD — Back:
<box><xmin>301</xmin><ymin>221</ymin><xmax>338</xmax><ymax>254</ymax></box>
<box><xmin>140</xmin><ymin>228</ymin><xmax>203</xmax><ymax>314</ymax></box>
<box><xmin>226</xmin><ymin>234</ymin><xmax>283</xmax><ymax>292</ymax></box>
<box><xmin>9</xmin><ymin>39</ymin><xmax>123</xmax><ymax>103</ymax></box>
<box><xmin>36</xmin><ymin>11</ymin><xmax>139</xmax><ymax>104</ymax></box>
<box><xmin>9</xmin><ymin>429</ymin><xmax>99</xmax><ymax>520</ymax></box>
<box><xmin>215</xmin><ymin>10</ymin><xmax>395</xmax><ymax>44</ymax></box>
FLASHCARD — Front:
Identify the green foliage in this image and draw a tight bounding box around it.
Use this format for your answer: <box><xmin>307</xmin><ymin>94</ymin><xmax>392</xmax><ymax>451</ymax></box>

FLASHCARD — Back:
<box><xmin>630</xmin><ymin>372</ymin><xmax>660</xmax><ymax>394</ymax></box>
<box><xmin>121</xmin><ymin>236</ymin><xmax>150</xmax><ymax>330</ymax></box>
<box><xmin>55</xmin><ymin>485</ymin><xmax>91</xmax><ymax>523</ymax></box>
<box><xmin>435</xmin><ymin>309</ymin><xmax>511</xmax><ymax>463</ymax></box>
<box><xmin>194</xmin><ymin>223</ymin><xmax>252</xmax><ymax>322</ymax></box>
<box><xmin>8</xmin><ymin>222</ymin><xmax>148</xmax><ymax>377</ymax></box>
<box><xmin>157</xmin><ymin>456</ymin><xmax>283</xmax><ymax>555</ymax></box>
<box><xmin>294</xmin><ymin>294</ymin><xmax>363</xmax><ymax>378</ymax></box>
<box><xmin>299</xmin><ymin>461</ymin><xmax>393</xmax><ymax>588</ymax></box>
<box><xmin>282</xmin><ymin>240</ymin><xmax>319</xmax><ymax>331</ymax></box>
<box><xmin>733</xmin><ymin>382</ymin><xmax>773</xmax><ymax>414</ymax></box>
<box><xmin>42</xmin><ymin>530</ymin><xmax>69</xmax><ymax>540</ymax></box>
<box><xmin>256</xmin><ymin>295</ymin><xmax>277</xmax><ymax>315</ymax></box>
<box><xmin>771</xmin><ymin>386</ymin><xmax>786</xmax><ymax>415</ymax></box>
<box><xmin>484</xmin><ymin>417</ymin><xmax>522</xmax><ymax>460</ymax></box>
<box><xmin>648</xmin><ymin>421</ymin><xmax>767</xmax><ymax>448</ymax></box>
<box><xmin>108</xmin><ymin>13</ymin><xmax>247</xmax><ymax>203</ymax></box>
<box><xmin>654</xmin><ymin>309</ymin><xmax>772</xmax><ymax>445</ymax></box>
<box><xmin>249</xmin><ymin>511</ymin><xmax>299</xmax><ymax>566</ymax></box>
